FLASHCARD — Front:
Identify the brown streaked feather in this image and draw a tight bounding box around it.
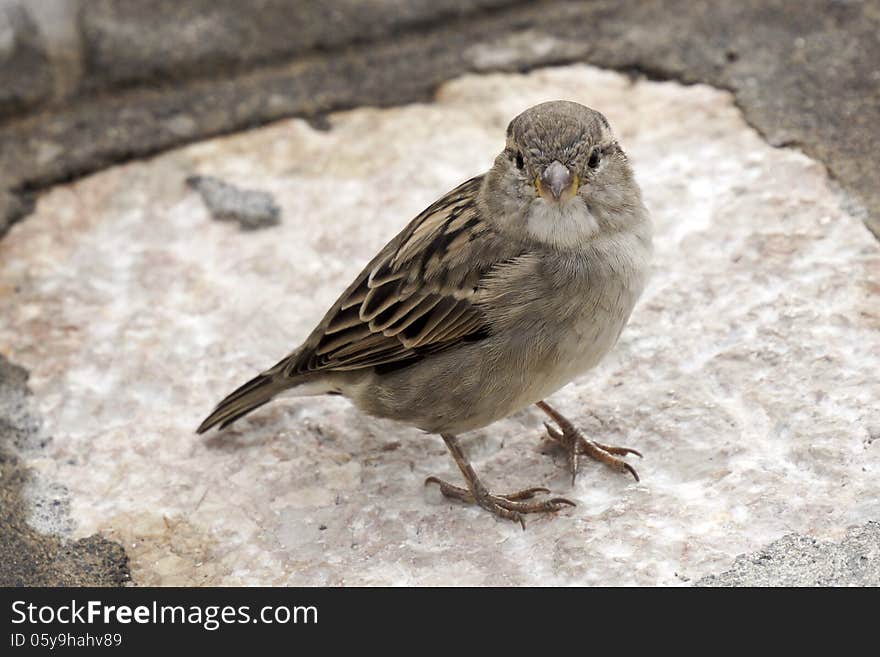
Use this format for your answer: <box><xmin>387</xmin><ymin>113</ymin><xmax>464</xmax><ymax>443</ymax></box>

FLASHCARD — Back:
<box><xmin>398</xmin><ymin>297</ymin><xmax>459</xmax><ymax>348</ymax></box>
<box><xmin>360</xmin><ymin>279</ymin><xmax>404</xmax><ymax>321</ymax></box>
<box><xmin>277</xmin><ymin>175</ymin><xmax>525</xmax><ymax>378</ymax></box>
<box><xmin>420</xmin><ymin>304</ymin><xmax>477</xmax><ymax>344</ymax></box>
<box><xmin>372</xmin><ymin>293</ymin><xmax>439</xmax><ymax>334</ymax></box>
<box><xmin>325</xmin><ymin>305</ymin><xmax>364</xmax><ymax>334</ymax></box>
<box><xmin>339</xmin><ymin>288</ymin><xmax>367</xmax><ymax>310</ymax></box>
<box><xmin>314</xmin><ymin>324</ymin><xmax>373</xmax><ymax>355</ymax></box>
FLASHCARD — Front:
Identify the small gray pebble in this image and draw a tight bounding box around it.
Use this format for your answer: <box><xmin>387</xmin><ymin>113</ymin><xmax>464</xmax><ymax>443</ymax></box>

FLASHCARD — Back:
<box><xmin>187</xmin><ymin>175</ymin><xmax>280</xmax><ymax>231</ymax></box>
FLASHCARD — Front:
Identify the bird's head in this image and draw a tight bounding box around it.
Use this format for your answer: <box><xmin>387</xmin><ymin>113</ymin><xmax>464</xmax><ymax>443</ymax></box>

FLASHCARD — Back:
<box><xmin>481</xmin><ymin>100</ymin><xmax>646</xmax><ymax>249</ymax></box>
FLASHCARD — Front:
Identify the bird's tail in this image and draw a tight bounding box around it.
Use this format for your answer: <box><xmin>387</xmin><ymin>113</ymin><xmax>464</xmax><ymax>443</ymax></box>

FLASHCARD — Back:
<box><xmin>196</xmin><ymin>369</ymin><xmax>292</xmax><ymax>434</ymax></box>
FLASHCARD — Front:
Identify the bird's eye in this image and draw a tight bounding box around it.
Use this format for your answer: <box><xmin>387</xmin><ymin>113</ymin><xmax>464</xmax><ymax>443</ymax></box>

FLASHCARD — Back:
<box><xmin>588</xmin><ymin>149</ymin><xmax>601</xmax><ymax>169</ymax></box>
<box><xmin>515</xmin><ymin>152</ymin><xmax>524</xmax><ymax>170</ymax></box>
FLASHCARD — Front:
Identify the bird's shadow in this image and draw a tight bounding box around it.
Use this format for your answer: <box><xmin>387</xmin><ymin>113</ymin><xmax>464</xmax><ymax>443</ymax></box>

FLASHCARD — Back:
<box><xmin>197</xmin><ymin>398</ymin><xmax>388</xmax><ymax>458</ymax></box>
<box><xmin>198</xmin><ymin>406</ymin><xmax>296</xmax><ymax>453</ymax></box>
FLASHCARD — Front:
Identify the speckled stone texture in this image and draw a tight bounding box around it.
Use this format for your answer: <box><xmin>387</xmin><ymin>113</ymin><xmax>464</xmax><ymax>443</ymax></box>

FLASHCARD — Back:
<box><xmin>0</xmin><ymin>356</ymin><xmax>129</xmax><ymax>586</ymax></box>
<box><xmin>0</xmin><ymin>65</ymin><xmax>877</xmax><ymax>585</ymax></box>
<box><xmin>698</xmin><ymin>522</ymin><xmax>880</xmax><ymax>587</ymax></box>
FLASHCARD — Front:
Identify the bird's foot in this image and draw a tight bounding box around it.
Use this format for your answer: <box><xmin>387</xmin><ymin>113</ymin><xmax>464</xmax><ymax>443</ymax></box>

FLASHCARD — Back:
<box><xmin>537</xmin><ymin>401</ymin><xmax>641</xmax><ymax>485</ymax></box>
<box><xmin>425</xmin><ymin>477</ymin><xmax>575</xmax><ymax>529</ymax></box>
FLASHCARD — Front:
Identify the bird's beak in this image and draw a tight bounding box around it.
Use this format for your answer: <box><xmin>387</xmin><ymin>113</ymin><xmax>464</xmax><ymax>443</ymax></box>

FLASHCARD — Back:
<box><xmin>536</xmin><ymin>161</ymin><xmax>578</xmax><ymax>203</ymax></box>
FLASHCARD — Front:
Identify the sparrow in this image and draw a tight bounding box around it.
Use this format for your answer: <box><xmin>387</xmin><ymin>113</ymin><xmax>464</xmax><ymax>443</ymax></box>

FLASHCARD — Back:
<box><xmin>197</xmin><ymin>100</ymin><xmax>653</xmax><ymax>528</ymax></box>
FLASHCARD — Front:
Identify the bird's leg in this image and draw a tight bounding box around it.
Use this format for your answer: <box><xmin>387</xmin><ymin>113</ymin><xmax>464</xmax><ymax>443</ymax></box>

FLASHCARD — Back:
<box><xmin>536</xmin><ymin>400</ymin><xmax>642</xmax><ymax>485</ymax></box>
<box><xmin>425</xmin><ymin>433</ymin><xmax>575</xmax><ymax>529</ymax></box>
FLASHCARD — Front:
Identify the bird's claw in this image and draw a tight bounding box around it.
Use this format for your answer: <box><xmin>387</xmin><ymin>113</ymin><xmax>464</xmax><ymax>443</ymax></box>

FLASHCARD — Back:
<box><xmin>425</xmin><ymin>476</ymin><xmax>575</xmax><ymax>529</ymax></box>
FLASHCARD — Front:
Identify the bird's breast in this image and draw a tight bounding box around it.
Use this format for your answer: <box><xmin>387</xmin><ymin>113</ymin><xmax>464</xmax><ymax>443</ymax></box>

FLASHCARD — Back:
<box><xmin>509</xmin><ymin>238</ymin><xmax>649</xmax><ymax>395</ymax></box>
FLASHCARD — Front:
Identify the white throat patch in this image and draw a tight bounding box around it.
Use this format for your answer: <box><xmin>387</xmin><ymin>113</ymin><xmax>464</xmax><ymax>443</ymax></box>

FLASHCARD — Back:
<box><xmin>525</xmin><ymin>196</ymin><xmax>599</xmax><ymax>249</ymax></box>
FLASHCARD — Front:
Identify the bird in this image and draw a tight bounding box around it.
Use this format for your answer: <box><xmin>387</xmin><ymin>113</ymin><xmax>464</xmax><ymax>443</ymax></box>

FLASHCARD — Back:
<box><xmin>197</xmin><ymin>100</ymin><xmax>652</xmax><ymax>527</ymax></box>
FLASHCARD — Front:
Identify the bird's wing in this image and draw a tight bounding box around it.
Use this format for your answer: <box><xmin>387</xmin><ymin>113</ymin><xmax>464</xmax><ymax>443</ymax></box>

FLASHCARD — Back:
<box><xmin>279</xmin><ymin>175</ymin><xmax>522</xmax><ymax>376</ymax></box>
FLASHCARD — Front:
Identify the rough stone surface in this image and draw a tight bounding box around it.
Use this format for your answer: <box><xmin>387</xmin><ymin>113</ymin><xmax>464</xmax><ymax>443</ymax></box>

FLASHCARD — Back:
<box><xmin>0</xmin><ymin>356</ymin><xmax>130</xmax><ymax>587</ymax></box>
<box><xmin>187</xmin><ymin>175</ymin><xmax>280</xmax><ymax>231</ymax></box>
<box><xmin>1</xmin><ymin>65</ymin><xmax>877</xmax><ymax>585</ymax></box>
<box><xmin>79</xmin><ymin>0</ymin><xmax>522</xmax><ymax>91</ymax></box>
<box><xmin>0</xmin><ymin>189</ymin><xmax>33</xmax><ymax>239</ymax></box>
<box><xmin>1</xmin><ymin>1</ymin><xmax>878</xmax><ymax>239</ymax></box>
<box><xmin>698</xmin><ymin>522</ymin><xmax>880</xmax><ymax>587</ymax></box>
<box><xmin>0</xmin><ymin>356</ymin><xmax>40</xmax><ymax>453</ymax></box>
<box><xmin>0</xmin><ymin>2</ymin><xmax>53</xmax><ymax>118</ymax></box>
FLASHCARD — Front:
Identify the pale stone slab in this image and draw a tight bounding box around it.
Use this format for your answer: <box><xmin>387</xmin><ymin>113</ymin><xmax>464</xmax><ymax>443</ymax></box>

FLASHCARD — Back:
<box><xmin>1</xmin><ymin>64</ymin><xmax>877</xmax><ymax>585</ymax></box>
